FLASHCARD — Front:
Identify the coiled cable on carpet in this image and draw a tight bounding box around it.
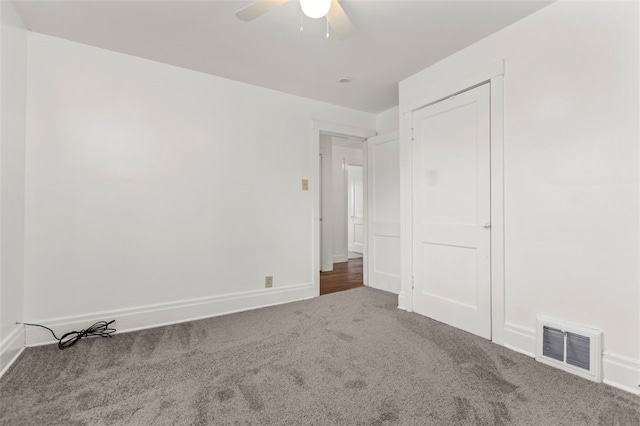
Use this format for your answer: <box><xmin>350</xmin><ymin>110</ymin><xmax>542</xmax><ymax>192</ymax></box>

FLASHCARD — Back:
<box><xmin>19</xmin><ymin>320</ymin><xmax>116</xmax><ymax>349</ymax></box>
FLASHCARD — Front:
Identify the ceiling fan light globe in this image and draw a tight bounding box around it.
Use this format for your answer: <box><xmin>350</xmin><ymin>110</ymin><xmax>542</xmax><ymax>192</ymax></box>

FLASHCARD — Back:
<box><xmin>300</xmin><ymin>0</ymin><xmax>332</xmax><ymax>19</ymax></box>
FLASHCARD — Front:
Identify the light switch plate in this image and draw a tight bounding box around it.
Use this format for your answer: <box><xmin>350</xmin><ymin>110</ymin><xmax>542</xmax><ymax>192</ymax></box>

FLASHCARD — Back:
<box><xmin>301</xmin><ymin>179</ymin><xmax>309</xmax><ymax>191</ymax></box>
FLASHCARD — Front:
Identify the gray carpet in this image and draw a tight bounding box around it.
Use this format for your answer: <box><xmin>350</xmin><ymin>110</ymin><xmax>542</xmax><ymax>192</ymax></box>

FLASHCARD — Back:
<box><xmin>1</xmin><ymin>287</ymin><xmax>639</xmax><ymax>425</ymax></box>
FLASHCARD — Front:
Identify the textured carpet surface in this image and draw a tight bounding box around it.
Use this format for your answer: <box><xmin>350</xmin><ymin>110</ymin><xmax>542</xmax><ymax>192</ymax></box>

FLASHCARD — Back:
<box><xmin>1</xmin><ymin>287</ymin><xmax>639</xmax><ymax>425</ymax></box>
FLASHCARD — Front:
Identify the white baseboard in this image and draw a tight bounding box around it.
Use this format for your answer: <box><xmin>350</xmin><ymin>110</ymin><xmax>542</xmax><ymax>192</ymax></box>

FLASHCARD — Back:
<box><xmin>322</xmin><ymin>262</ymin><xmax>334</xmax><ymax>272</ymax></box>
<box><xmin>16</xmin><ymin>286</ymin><xmax>640</xmax><ymax>397</ymax></box>
<box><xmin>25</xmin><ymin>283</ymin><xmax>315</xmax><ymax>346</ymax></box>
<box><xmin>367</xmin><ymin>276</ymin><xmax>400</xmax><ymax>295</ymax></box>
<box><xmin>602</xmin><ymin>351</ymin><xmax>640</xmax><ymax>395</ymax></box>
<box><xmin>332</xmin><ymin>255</ymin><xmax>348</xmax><ymax>264</ymax></box>
<box><xmin>0</xmin><ymin>325</ymin><xmax>25</xmax><ymax>378</ymax></box>
<box><xmin>397</xmin><ymin>291</ymin><xmax>409</xmax><ymax>311</ymax></box>
<box><xmin>503</xmin><ymin>322</ymin><xmax>536</xmax><ymax>357</ymax></box>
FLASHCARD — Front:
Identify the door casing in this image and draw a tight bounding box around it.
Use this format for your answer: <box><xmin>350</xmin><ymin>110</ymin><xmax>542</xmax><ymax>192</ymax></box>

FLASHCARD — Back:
<box><xmin>347</xmin><ymin>163</ymin><xmax>364</xmax><ymax>254</ymax></box>
<box><xmin>399</xmin><ymin>60</ymin><xmax>506</xmax><ymax>345</ymax></box>
<box><xmin>411</xmin><ymin>83</ymin><xmax>492</xmax><ymax>339</ymax></box>
<box><xmin>311</xmin><ymin>121</ymin><xmax>376</xmax><ymax>296</ymax></box>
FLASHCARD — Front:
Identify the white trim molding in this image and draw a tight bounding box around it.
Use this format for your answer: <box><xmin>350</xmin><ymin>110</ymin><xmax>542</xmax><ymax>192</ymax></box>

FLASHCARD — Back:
<box><xmin>311</xmin><ymin>126</ymin><xmax>322</xmax><ymax>294</ymax></box>
<box><xmin>319</xmin><ymin>136</ymin><xmax>334</xmax><ymax>273</ymax></box>
<box><xmin>488</xmin><ymin>74</ymin><xmax>506</xmax><ymax>346</ymax></box>
<box><xmin>503</xmin><ymin>322</ymin><xmax>536</xmax><ymax>357</ymax></box>
<box><xmin>401</xmin><ymin>60</ymin><xmax>505</xmax><ymax>113</ymax></box>
<box><xmin>368</xmin><ymin>131</ymin><xmax>399</xmax><ymax>145</ymax></box>
<box><xmin>0</xmin><ymin>325</ymin><xmax>25</xmax><ymax>378</ymax></box>
<box><xmin>397</xmin><ymin>291</ymin><xmax>409</xmax><ymax>311</ymax></box>
<box><xmin>398</xmin><ymin>110</ymin><xmax>414</xmax><ymax>313</ymax></box>
<box><xmin>602</xmin><ymin>352</ymin><xmax>640</xmax><ymax>395</ymax></box>
<box><xmin>311</xmin><ymin>120</ymin><xmax>376</xmax><ymax>296</ymax></box>
<box><xmin>25</xmin><ymin>283</ymin><xmax>315</xmax><ymax>346</ymax></box>
<box><xmin>332</xmin><ymin>254</ymin><xmax>349</xmax><ymax>264</ymax></box>
<box><xmin>310</xmin><ymin>120</ymin><xmax>375</xmax><ymax>141</ymax></box>
<box><xmin>362</xmin><ymin>139</ymin><xmax>369</xmax><ymax>287</ymax></box>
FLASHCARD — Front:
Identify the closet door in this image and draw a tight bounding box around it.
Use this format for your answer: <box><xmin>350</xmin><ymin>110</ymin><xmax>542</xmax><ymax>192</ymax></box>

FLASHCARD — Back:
<box><xmin>412</xmin><ymin>84</ymin><xmax>491</xmax><ymax>339</ymax></box>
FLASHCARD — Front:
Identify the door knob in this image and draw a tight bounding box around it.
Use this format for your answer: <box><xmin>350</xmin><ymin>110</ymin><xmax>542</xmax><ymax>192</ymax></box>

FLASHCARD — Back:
<box><xmin>483</xmin><ymin>223</ymin><xmax>491</xmax><ymax>229</ymax></box>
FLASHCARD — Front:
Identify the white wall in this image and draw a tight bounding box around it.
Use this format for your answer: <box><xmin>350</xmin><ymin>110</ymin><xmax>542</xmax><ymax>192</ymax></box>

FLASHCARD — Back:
<box><xmin>376</xmin><ymin>106</ymin><xmax>399</xmax><ymax>134</ymax></box>
<box><xmin>331</xmin><ymin>142</ymin><xmax>363</xmax><ymax>263</ymax></box>
<box><xmin>400</xmin><ymin>0</ymin><xmax>639</xmax><ymax>393</ymax></box>
<box><xmin>23</xmin><ymin>33</ymin><xmax>375</xmax><ymax>343</ymax></box>
<box><xmin>0</xmin><ymin>1</ymin><xmax>27</xmax><ymax>373</ymax></box>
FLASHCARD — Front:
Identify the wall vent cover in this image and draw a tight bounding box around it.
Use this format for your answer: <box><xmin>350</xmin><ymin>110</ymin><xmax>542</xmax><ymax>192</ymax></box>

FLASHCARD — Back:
<box><xmin>566</xmin><ymin>332</ymin><xmax>591</xmax><ymax>370</ymax></box>
<box><xmin>536</xmin><ymin>316</ymin><xmax>602</xmax><ymax>382</ymax></box>
<box><xmin>542</xmin><ymin>326</ymin><xmax>564</xmax><ymax>362</ymax></box>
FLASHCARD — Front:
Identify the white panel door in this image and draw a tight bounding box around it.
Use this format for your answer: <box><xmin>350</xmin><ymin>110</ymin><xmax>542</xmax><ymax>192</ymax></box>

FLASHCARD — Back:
<box><xmin>347</xmin><ymin>164</ymin><xmax>364</xmax><ymax>253</ymax></box>
<box><xmin>366</xmin><ymin>133</ymin><xmax>401</xmax><ymax>293</ymax></box>
<box><xmin>412</xmin><ymin>84</ymin><xmax>491</xmax><ymax>339</ymax></box>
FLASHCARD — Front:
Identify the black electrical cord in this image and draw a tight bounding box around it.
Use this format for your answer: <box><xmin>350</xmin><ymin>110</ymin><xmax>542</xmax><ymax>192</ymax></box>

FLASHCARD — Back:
<box><xmin>20</xmin><ymin>320</ymin><xmax>116</xmax><ymax>349</ymax></box>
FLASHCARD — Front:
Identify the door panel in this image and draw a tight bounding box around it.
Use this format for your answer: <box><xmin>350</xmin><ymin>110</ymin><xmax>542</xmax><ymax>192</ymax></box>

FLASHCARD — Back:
<box><xmin>374</xmin><ymin>235</ymin><xmax>400</xmax><ymax>277</ymax></box>
<box><xmin>366</xmin><ymin>133</ymin><xmax>401</xmax><ymax>294</ymax></box>
<box><xmin>412</xmin><ymin>84</ymin><xmax>491</xmax><ymax>339</ymax></box>
<box><xmin>422</xmin><ymin>243</ymin><xmax>477</xmax><ymax>308</ymax></box>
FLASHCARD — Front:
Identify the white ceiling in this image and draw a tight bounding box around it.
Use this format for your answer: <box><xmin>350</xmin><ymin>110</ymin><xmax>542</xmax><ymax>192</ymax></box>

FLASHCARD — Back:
<box><xmin>13</xmin><ymin>0</ymin><xmax>552</xmax><ymax>113</ymax></box>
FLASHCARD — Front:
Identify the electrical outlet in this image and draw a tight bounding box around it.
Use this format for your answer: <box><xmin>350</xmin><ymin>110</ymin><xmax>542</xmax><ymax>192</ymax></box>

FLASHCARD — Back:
<box><xmin>265</xmin><ymin>276</ymin><xmax>273</xmax><ymax>288</ymax></box>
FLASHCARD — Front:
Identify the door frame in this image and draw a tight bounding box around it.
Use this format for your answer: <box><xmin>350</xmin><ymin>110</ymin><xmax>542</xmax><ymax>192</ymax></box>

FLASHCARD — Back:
<box><xmin>311</xmin><ymin>120</ymin><xmax>376</xmax><ymax>297</ymax></box>
<box><xmin>399</xmin><ymin>60</ymin><xmax>506</xmax><ymax>345</ymax></box>
<box><xmin>319</xmin><ymin>136</ymin><xmax>333</xmax><ymax>273</ymax></box>
<box><xmin>345</xmin><ymin>160</ymin><xmax>364</xmax><ymax>256</ymax></box>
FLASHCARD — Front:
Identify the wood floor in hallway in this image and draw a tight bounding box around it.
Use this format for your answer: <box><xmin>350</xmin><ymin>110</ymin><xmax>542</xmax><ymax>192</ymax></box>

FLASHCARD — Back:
<box><xmin>320</xmin><ymin>258</ymin><xmax>363</xmax><ymax>295</ymax></box>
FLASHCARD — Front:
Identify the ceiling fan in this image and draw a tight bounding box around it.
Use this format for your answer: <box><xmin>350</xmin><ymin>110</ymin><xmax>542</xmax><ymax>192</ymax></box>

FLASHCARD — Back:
<box><xmin>236</xmin><ymin>0</ymin><xmax>354</xmax><ymax>39</ymax></box>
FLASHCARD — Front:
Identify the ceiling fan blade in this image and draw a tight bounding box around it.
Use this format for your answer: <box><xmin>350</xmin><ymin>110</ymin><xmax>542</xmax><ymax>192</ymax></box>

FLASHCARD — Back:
<box><xmin>327</xmin><ymin>0</ymin><xmax>354</xmax><ymax>39</ymax></box>
<box><xmin>236</xmin><ymin>0</ymin><xmax>290</xmax><ymax>22</ymax></box>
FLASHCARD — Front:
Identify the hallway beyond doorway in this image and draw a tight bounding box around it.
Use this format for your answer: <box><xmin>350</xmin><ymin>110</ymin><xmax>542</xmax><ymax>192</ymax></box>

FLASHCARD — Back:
<box><xmin>320</xmin><ymin>258</ymin><xmax>363</xmax><ymax>295</ymax></box>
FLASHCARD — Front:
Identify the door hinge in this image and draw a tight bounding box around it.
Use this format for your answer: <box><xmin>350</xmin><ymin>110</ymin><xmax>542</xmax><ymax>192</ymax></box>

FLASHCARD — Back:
<box><xmin>411</xmin><ymin>127</ymin><xmax>414</xmax><ymax>141</ymax></box>
<box><xmin>412</xmin><ymin>275</ymin><xmax>415</xmax><ymax>290</ymax></box>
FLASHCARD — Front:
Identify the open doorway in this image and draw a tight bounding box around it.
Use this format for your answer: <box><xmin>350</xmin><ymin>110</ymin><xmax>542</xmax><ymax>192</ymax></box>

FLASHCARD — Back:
<box><xmin>318</xmin><ymin>132</ymin><xmax>367</xmax><ymax>296</ymax></box>
<box><xmin>319</xmin><ymin>257</ymin><xmax>363</xmax><ymax>295</ymax></box>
